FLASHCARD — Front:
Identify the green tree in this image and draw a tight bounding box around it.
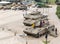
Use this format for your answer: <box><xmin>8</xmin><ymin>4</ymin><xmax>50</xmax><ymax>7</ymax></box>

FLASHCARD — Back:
<box><xmin>48</xmin><ymin>0</ymin><xmax>56</xmax><ymax>4</ymax></box>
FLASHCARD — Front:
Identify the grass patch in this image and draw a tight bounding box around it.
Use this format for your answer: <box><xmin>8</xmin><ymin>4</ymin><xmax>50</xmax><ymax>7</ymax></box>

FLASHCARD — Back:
<box><xmin>42</xmin><ymin>40</ymin><xmax>50</xmax><ymax>44</ymax></box>
<box><xmin>56</xmin><ymin>5</ymin><xmax>60</xmax><ymax>19</ymax></box>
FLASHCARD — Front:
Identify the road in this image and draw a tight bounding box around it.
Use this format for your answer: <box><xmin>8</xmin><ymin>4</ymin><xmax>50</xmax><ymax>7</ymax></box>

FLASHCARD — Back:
<box><xmin>48</xmin><ymin>5</ymin><xmax>60</xmax><ymax>44</ymax></box>
<box><xmin>0</xmin><ymin>5</ymin><xmax>60</xmax><ymax>44</ymax></box>
<box><xmin>38</xmin><ymin>5</ymin><xmax>60</xmax><ymax>44</ymax></box>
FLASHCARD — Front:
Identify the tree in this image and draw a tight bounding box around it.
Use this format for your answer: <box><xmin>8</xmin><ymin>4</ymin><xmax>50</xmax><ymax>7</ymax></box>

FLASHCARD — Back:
<box><xmin>35</xmin><ymin>0</ymin><xmax>42</xmax><ymax>2</ymax></box>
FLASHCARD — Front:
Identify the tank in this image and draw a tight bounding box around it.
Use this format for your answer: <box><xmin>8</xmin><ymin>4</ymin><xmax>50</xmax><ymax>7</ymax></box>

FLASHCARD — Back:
<box><xmin>23</xmin><ymin>27</ymin><xmax>47</xmax><ymax>38</ymax></box>
<box><xmin>0</xmin><ymin>6</ymin><xmax>3</xmax><ymax>10</ymax></box>
<box><xmin>11</xmin><ymin>3</ymin><xmax>16</xmax><ymax>7</ymax></box>
<box><xmin>3</xmin><ymin>5</ymin><xmax>11</xmax><ymax>10</ymax></box>
<box><xmin>30</xmin><ymin>11</ymin><xmax>41</xmax><ymax>15</ymax></box>
<box><xmin>23</xmin><ymin>19</ymin><xmax>36</xmax><ymax>26</ymax></box>
<box><xmin>16</xmin><ymin>5</ymin><xmax>27</xmax><ymax>10</ymax></box>
<box><xmin>23</xmin><ymin>25</ymin><xmax>57</xmax><ymax>38</ymax></box>
<box><xmin>11</xmin><ymin>6</ymin><xmax>17</xmax><ymax>10</ymax></box>
<box><xmin>24</xmin><ymin>13</ymin><xmax>45</xmax><ymax>20</ymax></box>
<box><xmin>23</xmin><ymin>19</ymin><xmax>49</xmax><ymax>27</ymax></box>
<box><xmin>24</xmin><ymin>11</ymin><xmax>48</xmax><ymax>20</ymax></box>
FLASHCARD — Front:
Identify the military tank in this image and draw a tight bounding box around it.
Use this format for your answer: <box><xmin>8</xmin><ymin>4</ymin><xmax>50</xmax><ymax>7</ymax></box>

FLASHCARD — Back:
<box><xmin>23</xmin><ymin>25</ymin><xmax>57</xmax><ymax>38</ymax></box>
<box><xmin>24</xmin><ymin>13</ymin><xmax>47</xmax><ymax>20</ymax></box>
<box><xmin>16</xmin><ymin>5</ymin><xmax>27</xmax><ymax>10</ymax></box>
<box><xmin>3</xmin><ymin>5</ymin><xmax>11</xmax><ymax>10</ymax></box>
<box><xmin>30</xmin><ymin>11</ymin><xmax>41</xmax><ymax>15</ymax></box>
<box><xmin>0</xmin><ymin>6</ymin><xmax>3</xmax><ymax>10</ymax></box>
<box><xmin>11</xmin><ymin>5</ymin><xmax>27</xmax><ymax>10</ymax></box>
<box><xmin>23</xmin><ymin>27</ymin><xmax>46</xmax><ymax>38</ymax></box>
<box><xmin>11</xmin><ymin>6</ymin><xmax>17</xmax><ymax>10</ymax></box>
<box><xmin>23</xmin><ymin>19</ymin><xmax>49</xmax><ymax>27</ymax></box>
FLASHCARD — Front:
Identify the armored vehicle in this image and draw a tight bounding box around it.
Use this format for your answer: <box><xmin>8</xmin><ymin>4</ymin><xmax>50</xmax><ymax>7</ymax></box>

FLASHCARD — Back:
<box><xmin>23</xmin><ymin>18</ymin><xmax>49</xmax><ymax>27</ymax></box>
<box><xmin>23</xmin><ymin>19</ymin><xmax>36</xmax><ymax>26</ymax></box>
<box><xmin>30</xmin><ymin>11</ymin><xmax>41</xmax><ymax>15</ymax></box>
<box><xmin>23</xmin><ymin>25</ymin><xmax>57</xmax><ymax>38</ymax></box>
<box><xmin>16</xmin><ymin>5</ymin><xmax>27</xmax><ymax>10</ymax></box>
<box><xmin>24</xmin><ymin>13</ymin><xmax>47</xmax><ymax>20</ymax></box>
<box><xmin>11</xmin><ymin>3</ymin><xmax>16</xmax><ymax>7</ymax></box>
<box><xmin>11</xmin><ymin>5</ymin><xmax>27</xmax><ymax>10</ymax></box>
<box><xmin>3</xmin><ymin>5</ymin><xmax>11</xmax><ymax>10</ymax></box>
<box><xmin>0</xmin><ymin>6</ymin><xmax>3</xmax><ymax>10</ymax></box>
<box><xmin>24</xmin><ymin>11</ymin><xmax>48</xmax><ymax>20</ymax></box>
<box><xmin>23</xmin><ymin>27</ymin><xmax>46</xmax><ymax>38</ymax></box>
<box><xmin>11</xmin><ymin>6</ymin><xmax>17</xmax><ymax>10</ymax></box>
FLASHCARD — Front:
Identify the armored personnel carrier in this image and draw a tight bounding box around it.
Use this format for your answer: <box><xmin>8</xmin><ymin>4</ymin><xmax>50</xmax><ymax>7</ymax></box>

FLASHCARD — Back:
<box><xmin>23</xmin><ymin>25</ymin><xmax>57</xmax><ymax>38</ymax></box>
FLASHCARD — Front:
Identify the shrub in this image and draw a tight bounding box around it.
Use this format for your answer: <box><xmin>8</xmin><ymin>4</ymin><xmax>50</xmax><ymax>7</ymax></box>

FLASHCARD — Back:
<box><xmin>56</xmin><ymin>5</ymin><xmax>60</xmax><ymax>19</ymax></box>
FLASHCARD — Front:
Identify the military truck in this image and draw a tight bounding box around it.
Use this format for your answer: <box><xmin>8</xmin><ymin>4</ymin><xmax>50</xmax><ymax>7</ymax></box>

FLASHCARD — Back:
<box><xmin>23</xmin><ymin>25</ymin><xmax>57</xmax><ymax>38</ymax></box>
